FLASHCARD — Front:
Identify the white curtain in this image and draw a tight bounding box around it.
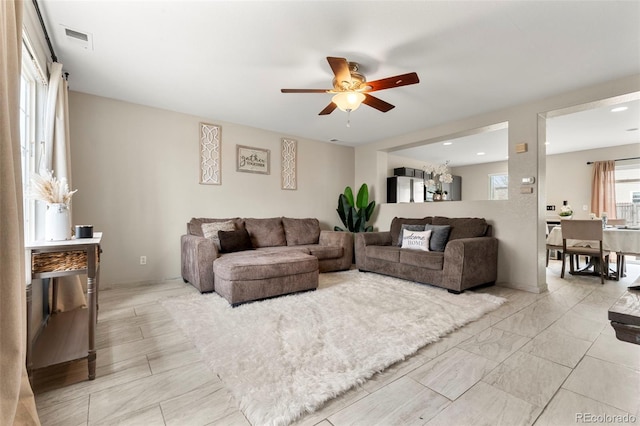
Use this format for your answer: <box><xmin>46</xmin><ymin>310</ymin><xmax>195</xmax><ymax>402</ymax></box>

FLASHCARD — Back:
<box><xmin>0</xmin><ymin>0</ymin><xmax>40</xmax><ymax>423</ymax></box>
<box><xmin>43</xmin><ymin>62</ymin><xmax>87</xmax><ymax>312</ymax></box>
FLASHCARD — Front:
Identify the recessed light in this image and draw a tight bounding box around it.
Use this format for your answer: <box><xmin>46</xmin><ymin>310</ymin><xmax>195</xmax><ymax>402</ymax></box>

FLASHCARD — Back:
<box><xmin>443</xmin><ymin>142</ymin><xmax>453</xmax><ymax>146</ymax></box>
<box><xmin>476</xmin><ymin>152</ymin><xmax>485</xmax><ymax>156</ymax></box>
<box><xmin>544</xmin><ymin>141</ymin><xmax>550</xmax><ymax>145</ymax></box>
<box><xmin>611</xmin><ymin>106</ymin><xmax>628</xmax><ymax>112</ymax></box>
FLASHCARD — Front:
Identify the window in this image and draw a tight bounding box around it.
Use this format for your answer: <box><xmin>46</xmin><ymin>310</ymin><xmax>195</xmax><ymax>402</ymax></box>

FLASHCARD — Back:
<box><xmin>615</xmin><ymin>161</ymin><xmax>640</xmax><ymax>224</ymax></box>
<box><xmin>20</xmin><ymin>43</ymin><xmax>46</xmax><ymax>241</ymax></box>
<box><xmin>489</xmin><ymin>173</ymin><xmax>508</xmax><ymax>200</ymax></box>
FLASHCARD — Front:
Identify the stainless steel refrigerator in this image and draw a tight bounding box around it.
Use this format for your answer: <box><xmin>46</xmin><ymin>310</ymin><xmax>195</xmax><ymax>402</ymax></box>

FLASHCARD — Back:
<box><xmin>387</xmin><ymin>176</ymin><xmax>425</xmax><ymax>203</ymax></box>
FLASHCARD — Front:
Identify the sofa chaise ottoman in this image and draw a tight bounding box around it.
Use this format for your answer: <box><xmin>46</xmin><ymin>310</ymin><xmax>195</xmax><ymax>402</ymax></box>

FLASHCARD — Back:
<box><xmin>181</xmin><ymin>217</ymin><xmax>353</xmax><ymax>296</ymax></box>
<box><xmin>214</xmin><ymin>251</ymin><xmax>318</xmax><ymax>306</ymax></box>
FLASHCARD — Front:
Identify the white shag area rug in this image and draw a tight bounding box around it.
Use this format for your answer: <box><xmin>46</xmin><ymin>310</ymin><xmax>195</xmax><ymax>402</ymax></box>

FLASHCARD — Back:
<box><xmin>161</xmin><ymin>270</ymin><xmax>506</xmax><ymax>426</ymax></box>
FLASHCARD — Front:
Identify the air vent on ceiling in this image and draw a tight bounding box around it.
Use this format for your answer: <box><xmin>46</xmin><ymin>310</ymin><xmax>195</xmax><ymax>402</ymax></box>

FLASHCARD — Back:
<box><xmin>61</xmin><ymin>25</ymin><xmax>93</xmax><ymax>50</ymax></box>
<box><xmin>65</xmin><ymin>28</ymin><xmax>88</xmax><ymax>41</ymax></box>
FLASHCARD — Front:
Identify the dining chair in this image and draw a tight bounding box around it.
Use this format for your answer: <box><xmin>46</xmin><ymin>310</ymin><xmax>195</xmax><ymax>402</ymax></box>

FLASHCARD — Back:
<box><xmin>560</xmin><ymin>219</ymin><xmax>611</xmax><ymax>284</ymax></box>
<box><xmin>606</xmin><ymin>218</ymin><xmax>627</xmax><ymax>279</ymax></box>
<box><xmin>546</xmin><ymin>226</ymin><xmax>579</xmax><ymax>268</ymax></box>
<box><xmin>546</xmin><ymin>242</ymin><xmax>561</xmax><ymax>266</ymax></box>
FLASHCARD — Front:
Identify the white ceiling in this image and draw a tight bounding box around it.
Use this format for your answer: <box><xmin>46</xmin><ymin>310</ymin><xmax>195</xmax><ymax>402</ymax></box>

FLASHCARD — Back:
<box><xmin>39</xmin><ymin>1</ymin><xmax>640</xmax><ymax>149</ymax></box>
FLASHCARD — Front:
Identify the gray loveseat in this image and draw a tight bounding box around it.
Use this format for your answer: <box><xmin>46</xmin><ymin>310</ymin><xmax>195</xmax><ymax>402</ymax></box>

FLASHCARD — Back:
<box><xmin>355</xmin><ymin>216</ymin><xmax>498</xmax><ymax>293</ymax></box>
<box><xmin>181</xmin><ymin>217</ymin><xmax>353</xmax><ymax>294</ymax></box>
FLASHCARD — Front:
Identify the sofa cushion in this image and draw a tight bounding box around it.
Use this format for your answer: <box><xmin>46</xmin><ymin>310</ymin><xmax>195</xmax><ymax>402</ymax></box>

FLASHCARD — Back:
<box><xmin>431</xmin><ymin>217</ymin><xmax>488</xmax><ymax>240</ymax></box>
<box><xmin>401</xmin><ymin>230</ymin><xmax>432</xmax><ymax>251</ymax></box>
<box><xmin>214</xmin><ymin>251</ymin><xmax>317</xmax><ymax>281</ymax></box>
<box><xmin>306</xmin><ymin>245</ymin><xmax>344</xmax><ymax>260</ymax></box>
<box><xmin>282</xmin><ymin>217</ymin><xmax>321</xmax><ymax>246</ymax></box>
<box><xmin>399</xmin><ymin>250</ymin><xmax>444</xmax><ymax>270</ymax></box>
<box><xmin>424</xmin><ymin>224</ymin><xmax>451</xmax><ymax>252</ymax></box>
<box><xmin>218</xmin><ymin>229</ymin><xmax>254</xmax><ymax>253</ymax></box>
<box><xmin>390</xmin><ymin>217</ymin><xmax>433</xmax><ymax>246</ymax></box>
<box><xmin>396</xmin><ymin>224</ymin><xmax>426</xmax><ymax>246</ymax></box>
<box><xmin>244</xmin><ymin>218</ymin><xmax>287</xmax><ymax>248</ymax></box>
<box><xmin>202</xmin><ymin>220</ymin><xmax>235</xmax><ymax>250</ymax></box>
<box><xmin>188</xmin><ymin>217</ymin><xmax>244</xmax><ymax>237</ymax></box>
<box><xmin>366</xmin><ymin>246</ymin><xmax>400</xmax><ymax>263</ymax></box>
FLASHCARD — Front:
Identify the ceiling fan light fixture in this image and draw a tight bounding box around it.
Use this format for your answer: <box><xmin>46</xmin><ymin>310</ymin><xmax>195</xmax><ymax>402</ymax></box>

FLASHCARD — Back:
<box><xmin>332</xmin><ymin>91</ymin><xmax>365</xmax><ymax>112</ymax></box>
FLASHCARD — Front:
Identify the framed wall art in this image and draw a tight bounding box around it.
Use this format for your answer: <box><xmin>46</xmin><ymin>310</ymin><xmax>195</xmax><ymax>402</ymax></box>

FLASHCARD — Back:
<box><xmin>236</xmin><ymin>145</ymin><xmax>270</xmax><ymax>174</ymax></box>
<box><xmin>199</xmin><ymin>123</ymin><xmax>221</xmax><ymax>185</ymax></box>
<box><xmin>281</xmin><ymin>138</ymin><xmax>297</xmax><ymax>190</ymax></box>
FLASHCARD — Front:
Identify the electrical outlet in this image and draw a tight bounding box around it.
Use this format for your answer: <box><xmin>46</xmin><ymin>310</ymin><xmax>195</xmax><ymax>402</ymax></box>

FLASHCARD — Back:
<box><xmin>140</xmin><ymin>256</ymin><xmax>147</xmax><ymax>265</ymax></box>
<box><xmin>583</xmin><ymin>205</ymin><xmax>589</xmax><ymax>211</ymax></box>
<box><xmin>547</xmin><ymin>205</ymin><xmax>556</xmax><ymax>211</ymax></box>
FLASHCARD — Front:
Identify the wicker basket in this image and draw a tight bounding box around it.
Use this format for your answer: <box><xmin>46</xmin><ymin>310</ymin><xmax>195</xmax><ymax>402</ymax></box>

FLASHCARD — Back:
<box><xmin>32</xmin><ymin>250</ymin><xmax>88</xmax><ymax>274</ymax></box>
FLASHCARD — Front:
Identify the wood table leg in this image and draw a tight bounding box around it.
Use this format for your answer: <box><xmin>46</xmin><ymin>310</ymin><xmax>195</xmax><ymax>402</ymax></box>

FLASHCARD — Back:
<box><xmin>87</xmin><ymin>274</ymin><xmax>96</xmax><ymax>380</ymax></box>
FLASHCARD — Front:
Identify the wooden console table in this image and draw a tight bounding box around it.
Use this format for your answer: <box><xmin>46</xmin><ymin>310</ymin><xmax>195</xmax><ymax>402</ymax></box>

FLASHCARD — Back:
<box><xmin>608</xmin><ymin>289</ymin><xmax>640</xmax><ymax>345</ymax></box>
<box><xmin>25</xmin><ymin>233</ymin><xmax>102</xmax><ymax>381</ymax></box>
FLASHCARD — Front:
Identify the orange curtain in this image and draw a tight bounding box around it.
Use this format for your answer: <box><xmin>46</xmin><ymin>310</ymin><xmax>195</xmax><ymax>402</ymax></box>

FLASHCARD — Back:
<box><xmin>591</xmin><ymin>160</ymin><xmax>617</xmax><ymax>219</ymax></box>
<box><xmin>0</xmin><ymin>0</ymin><xmax>41</xmax><ymax>424</ymax></box>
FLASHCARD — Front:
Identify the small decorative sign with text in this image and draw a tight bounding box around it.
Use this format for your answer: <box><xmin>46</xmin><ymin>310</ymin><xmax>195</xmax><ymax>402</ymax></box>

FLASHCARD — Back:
<box><xmin>236</xmin><ymin>145</ymin><xmax>270</xmax><ymax>175</ymax></box>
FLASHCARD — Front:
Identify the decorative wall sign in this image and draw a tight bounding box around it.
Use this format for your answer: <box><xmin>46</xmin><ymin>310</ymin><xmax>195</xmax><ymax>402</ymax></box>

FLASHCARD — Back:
<box><xmin>281</xmin><ymin>138</ymin><xmax>297</xmax><ymax>190</ymax></box>
<box><xmin>199</xmin><ymin>123</ymin><xmax>221</xmax><ymax>185</ymax></box>
<box><xmin>236</xmin><ymin>145</ymin><xmax>270</xmax><ymax>174</ymax></box>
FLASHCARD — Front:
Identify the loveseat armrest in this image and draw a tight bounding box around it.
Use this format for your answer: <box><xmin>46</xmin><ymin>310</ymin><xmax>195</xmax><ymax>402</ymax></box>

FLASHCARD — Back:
<box><xmin>354</xmin><ymin>232</ymin><xmax>392</xmax><ymax>270</ymax></box>
<box><xmin>319</xmin><ymin>230</ymin><xmax>353</xmax><ymax>270</ymax></box>
<box><xmin>442</xmin><ymin>236</ymin><xmax>498</xmax><ymax>292</ymax></box>
<box><xmin>181</xmin><ymin>234</ymin><xmax>218</xmax><ymax>293</ymax></box>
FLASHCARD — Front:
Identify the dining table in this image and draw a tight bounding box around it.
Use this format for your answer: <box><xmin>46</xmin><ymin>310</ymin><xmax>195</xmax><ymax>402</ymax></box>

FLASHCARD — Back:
<box><xmin>546</xmin><ymin>225</ymin><xmax>640</xmax><ymax>280</ymax></box>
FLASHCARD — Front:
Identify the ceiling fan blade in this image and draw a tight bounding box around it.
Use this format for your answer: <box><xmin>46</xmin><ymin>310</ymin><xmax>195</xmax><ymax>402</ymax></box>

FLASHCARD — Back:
<box><xmin>281</xmin><ymin>89</ymin><xmax>329</xmax><ymax>93</ymax></box>
<box><xmin>319</xmin><ymin>102</ymin><xmax>337</xmax><ymax>115</ymax></box>
<box><xmin>364</xmin><ymin>72</ymin><xmax>420</xmax><ymax>92</ymax></box>
<box><xmin>327</xmin><ymin>57</ymin><xmax>352</xmax><ymax>87</ymax></box>
<box><xmin>363</xmin><ymin>94</ymin><xmax>395</xmax><ymax>112</ymax></box>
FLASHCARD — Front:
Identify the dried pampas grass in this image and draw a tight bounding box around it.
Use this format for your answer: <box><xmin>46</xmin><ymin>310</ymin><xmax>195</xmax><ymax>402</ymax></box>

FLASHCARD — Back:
<box><xmin>30</xmin><ymin>170</ymin><xmax>77</xmax><ymax>205</ymax></box>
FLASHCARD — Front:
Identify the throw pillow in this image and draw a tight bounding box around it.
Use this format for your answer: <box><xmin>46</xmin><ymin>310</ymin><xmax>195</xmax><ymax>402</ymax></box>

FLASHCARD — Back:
<box><xmin>424</xmin><ymin>224</ymin><xmax>451</xmax><ymax>252</ymax></box>
<box><xmin>202</xmin><ymin>221</ymin><xmax>236</xmax><ymax>250</ymax></box>
<box><xmin>397</xmin><ymin>224</ymin><xmax>426</xmax><ymax>246</ymax></box>
<box><xmin>218</xmin><ymin>229</ymin><xmax>254</xmax><ymax>253</ymax></box>
<box><xmin>401</xmin><ymin>230</ymin><xmax>432</xmax><ymax>251</ymax></box>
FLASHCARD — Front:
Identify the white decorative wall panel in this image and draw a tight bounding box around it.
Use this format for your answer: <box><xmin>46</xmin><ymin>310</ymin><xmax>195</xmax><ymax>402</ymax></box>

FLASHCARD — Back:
<box><xmin>281</xmin><ymin>138</ymin><xmax>297</xmax><ymax>190</ymax></box>
<box><xmin>200</xmin><ymin>123</ymin><xmax>221</xmax><ymax>185</ymax></box>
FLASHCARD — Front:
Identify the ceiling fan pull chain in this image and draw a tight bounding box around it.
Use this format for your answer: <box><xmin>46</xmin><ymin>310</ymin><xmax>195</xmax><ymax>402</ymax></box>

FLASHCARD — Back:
<box><xmin>347</xmin><ymin>109</ymin><xmax>351</xmax><ymax>127</ymax></box>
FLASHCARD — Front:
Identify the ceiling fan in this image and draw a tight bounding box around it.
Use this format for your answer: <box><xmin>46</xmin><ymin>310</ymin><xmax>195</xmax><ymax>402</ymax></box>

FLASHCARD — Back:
<box><xmin>281</xmin><ymin>57</ymin><xmax>420</xmax><ymax>116</ymax></box>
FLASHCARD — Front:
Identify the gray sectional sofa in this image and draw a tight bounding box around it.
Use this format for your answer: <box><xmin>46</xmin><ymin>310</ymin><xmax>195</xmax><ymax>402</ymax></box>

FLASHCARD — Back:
<box><xmin>355</xmin><ymin>216</ymin><xmax>498</xmax><ymax>293</ymax></box>
<box><xmin>180</xmin><ymin>217</ymin><xmax>353</xmax><ymax>301</ymax></box>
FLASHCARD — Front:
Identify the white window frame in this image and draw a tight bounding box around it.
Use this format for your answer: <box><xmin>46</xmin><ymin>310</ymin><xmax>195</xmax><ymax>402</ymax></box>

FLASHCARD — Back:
<box><xmin>20</xmin><ymin>42</ymin><xmax>46</xmax><ymax>242</ymax></box>
<box><xmin>489</xmin><ymin>173</ymin><xmax>509</xmax><ymax>200</ymax></box>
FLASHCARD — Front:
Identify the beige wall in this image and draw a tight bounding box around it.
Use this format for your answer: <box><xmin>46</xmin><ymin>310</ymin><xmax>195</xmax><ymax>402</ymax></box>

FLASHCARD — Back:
<box><xmin>546</xmin><ymin>144</ymin><xmax>639</xmax><ymax>219</ymax></box>
<box><xmin>355</xmin><ymin>74</ymin><xmax>640</xmax><ymax>293</ymax></box>
<box><xmin>68</xmin><ymin>92</ymin><xmax>354</xmax><ymax>285</ymax></box>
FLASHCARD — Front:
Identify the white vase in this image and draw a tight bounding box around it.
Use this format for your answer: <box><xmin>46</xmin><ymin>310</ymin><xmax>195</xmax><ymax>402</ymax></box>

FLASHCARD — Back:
<box><xmin>45</xmin><ymin>203</ymin><xmax>71</xmax><ymax>241</ymax></box>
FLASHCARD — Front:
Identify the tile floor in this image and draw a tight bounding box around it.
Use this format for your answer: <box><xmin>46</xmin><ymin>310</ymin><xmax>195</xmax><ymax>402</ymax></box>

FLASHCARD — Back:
<box><xmin>33</xmin><ymin>260</ymin><xmax>640</xmax><ymax>425</ymax></box>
